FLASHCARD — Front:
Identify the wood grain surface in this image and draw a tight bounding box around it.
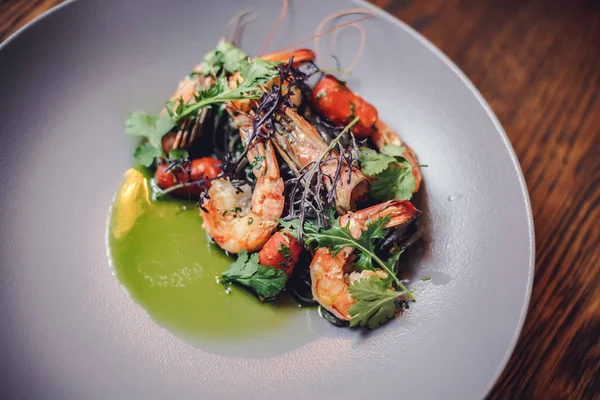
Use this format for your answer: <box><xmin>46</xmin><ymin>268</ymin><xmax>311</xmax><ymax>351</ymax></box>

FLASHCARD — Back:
<box><xmin>1</xmin><ymin>0</ymin><xmax>599</xmax><ymax>398</ymax></box>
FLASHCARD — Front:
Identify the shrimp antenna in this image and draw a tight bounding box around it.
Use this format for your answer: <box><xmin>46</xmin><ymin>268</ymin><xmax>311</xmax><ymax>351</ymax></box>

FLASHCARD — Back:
<box><xmin>269</xmin><ymin>10</ymin><xmax>375</xmax><ymax>56</ymax></box>
<box><xmin>257</xmin><ymin>0</ymin><xmax>289</xmax><ymax>56</ymax></box>
<box><xmin>229</xmin><ymin>10</ymin><xmax>256</xmax><ymax>47</ymax></box>
<box><xmin>326</xmin><ymin>12</ymin><xmax>367</xmax><ymax>72</ymax></box>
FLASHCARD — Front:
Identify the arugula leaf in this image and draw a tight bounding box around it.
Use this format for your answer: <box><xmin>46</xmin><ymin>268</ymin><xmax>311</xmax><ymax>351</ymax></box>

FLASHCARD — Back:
<box><xmin>370</xmin><ymin>162</ymin><xmax>416</xmax><ymax>201</ymax></box>
<box><xmin>221</xmin><ymin>250</ymin><xmax>287</xmax><ymax>299</ymax></box>
<box><xmin>134</xmin><ymin>142</ymin><xmax>163</xmax><ymax>167</ymax></box>
<box><xmin>348</xmin><ymin>276</ymin><xmax>402</xmax><ymax>329</ymax></box>
<box><xmin>359</xmin><ymin>147</ymin><xmax>397</xmax><ymax>176</ymax></box>
<box><xmin>155</xmin><ymin>113</ymin><xmax>176</xmax><ymax>138</ymax></box>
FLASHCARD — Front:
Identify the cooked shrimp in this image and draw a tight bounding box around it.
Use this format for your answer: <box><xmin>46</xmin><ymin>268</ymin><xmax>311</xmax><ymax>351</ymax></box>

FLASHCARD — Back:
<box><xmin>201</xmin><ymin>127</ymin><xmax>284</xmax><ymax>253</ymax></box>
<box><xmin>312</xmin><ymin>74</ymin><xmax>422</xmax><ymax>192</ymax></box>
<box><xmin>160</xmin><ymin>66</ymin><xmax>214</xmax><ymax>153</ymax></box>
<box><xmin>310</xmin><ymin>200</ymin><xmax>419</xmax><ymax>320</ymax></box>
<box><xmin>272</xmin><ymin>108</ymin><xmax>369</xmax><ymax>212</ymax></box>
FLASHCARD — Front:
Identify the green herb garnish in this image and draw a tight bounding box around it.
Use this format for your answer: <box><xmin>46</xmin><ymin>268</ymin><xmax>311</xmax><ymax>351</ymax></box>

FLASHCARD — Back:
<box><xmin>200</xmin><ymin>42</ymin><xmax>250</xmax><ymax>76</ymax></box>
<box><xmin>348</xmin><ymin>276</ymin><xmax>405</xmax><ymax>329</ymax></box>
<box><xmin>302</xmin><ymin>209</ymin><xmax>413</xmax><ymax>300</ymax></box>
<box><xmin>125</xmin><ymin>44</ymin><xmax>281</xmax><ymax>166</ymax></box>
<box><xmin>278</xmin><ymin>242</ymin><xmax>291</xmax><ymax>259</ymax></box>
<box><xmin>360</xmin><ymin>144</ymin><xmax>416</xmax><ymax>201</ymax></box>
<box><xmin>250</xmin><ymin>155</ymin><xmax>265</xmax><ymax>170</ymax></box>
<box><xmin>221</xmin><ymin>250</ymin><xmax>287</xmax><ymax>299</ymax></box>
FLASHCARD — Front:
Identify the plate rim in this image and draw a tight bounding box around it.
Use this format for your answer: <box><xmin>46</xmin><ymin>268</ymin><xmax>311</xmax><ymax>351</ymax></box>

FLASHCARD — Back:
<box><xmin>351</xmin><ymin>0</ymin><xmax>535</xmax><ymax>397</ymax></box>
<box><xmin>0</xmin><ymin>0</ymin><xmax>536</xmax><ymax>398</ymax></box>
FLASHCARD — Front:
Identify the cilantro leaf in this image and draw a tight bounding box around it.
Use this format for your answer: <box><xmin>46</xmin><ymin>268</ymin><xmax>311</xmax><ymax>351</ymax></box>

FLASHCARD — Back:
<box><xmin>125</xmin><ymin>111</ymin><xmax>158</xmax><ymax>140</ymax></box>
<box><xmin>359</xmin><ymin>147</ymin><xmax>397</xmax><ymax>176</ymax></box>
<box><xmin>278</xmin><ymin>219</ymin><xmax>300</xmax><ymax>238</ymax></box>
<box><xmin>200</xmin><ymin>42</ymin><xmax>249</xmax><ymax>76</ymax></box>
<box><xmin>370</xmin><ymin>162</ymin><xmax>416</xmax><ymax>201</ymax></box>
<box><xmin>381</xmin><ymin>144</ymin><xmax>406</xmax><ymax>158</ymax></box>
<box><xmin>155</xmin><ymin>113</ymin><xmax>176</xmax><ymax>139</ymax></box>
<box><xmin>239</xmin><ymin>58</ymin><xmax>280</xmax><ymax>86</ymax></box>
<box><xmin>134</xmin><ymin>142</ymin><xmax>163</xmax><ymax>167</ymax></box>
<box><xmin>126</xmin><ymin>111</ymin><xmax>174</xmax><ymax>149</ymax></box>
<box><xmin>307</xmin><ymin>212</ymin><xmax>386</xmax><ymax>270</ymax></box>
<box><xmin>221</xmin><ymin>250</ymin><xmax>287</xmax><ymax>299</ymax></box>
<box><xmin>277</xmin><ymin>217</ymin><xmax>317</xmax><ymax>242</ymax></box>
<box><xmin>360</xmin><ymin>144</ymin><xmax>416</xmax><ymax>201</ymax></box>
<box><xmin>125</xmin><ymin>110</ymin><xmax>174</xmax><ymax>166</ymax></box>
<box><xmin>348</xmin><ymin>276</ymin><xmax>402</xmax><ymax>329</ymax></box>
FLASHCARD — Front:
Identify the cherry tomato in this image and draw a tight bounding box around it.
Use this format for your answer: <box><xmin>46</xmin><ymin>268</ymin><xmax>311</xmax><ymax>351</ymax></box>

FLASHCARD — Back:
<box><xmin>258</xmin><ymin>232</ymin><xmax>303</xmax><ymax>277</ymax></box>
<box><xmin>312</xmin><ymin>75</ymin><xmax>378</xmax><ymax>138</ymax></box>
<box><xmin>155</xmin><ymin>157</ymin><xmax>222</xmax><ymax>196</ymax></box>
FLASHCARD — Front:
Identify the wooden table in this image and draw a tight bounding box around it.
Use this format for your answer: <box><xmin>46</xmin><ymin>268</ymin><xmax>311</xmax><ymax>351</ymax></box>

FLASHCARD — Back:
<box><xmin>1</xmin><ymin>0</ymin><xmax>598</xmax><ymax>398</ymax></box>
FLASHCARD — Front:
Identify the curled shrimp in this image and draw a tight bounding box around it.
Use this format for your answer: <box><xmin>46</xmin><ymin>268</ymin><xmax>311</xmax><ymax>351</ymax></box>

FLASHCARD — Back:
<box><xmin>310</xmin><ymin>200</ymin><xmax>419</xmax><ymax>320</ymax></box>
<box><xmin>272</xmin><ymin>108</ymin><xmax>369</xmax><ymax>212</ymax></box>
<box><xmin>201</xmin><ymin>127</ymin><xmax>284</xmax><ymax>253</ymax></box>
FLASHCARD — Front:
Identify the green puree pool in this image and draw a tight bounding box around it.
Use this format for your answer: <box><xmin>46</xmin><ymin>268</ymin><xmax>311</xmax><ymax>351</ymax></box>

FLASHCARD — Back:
<box><xmin>107</xmin><ymin>168</ymin><xmax>298</xmax><ymax>340</ymax></box>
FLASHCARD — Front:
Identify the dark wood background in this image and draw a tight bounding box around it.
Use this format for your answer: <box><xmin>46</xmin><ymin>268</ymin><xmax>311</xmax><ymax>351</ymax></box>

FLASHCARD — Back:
<box><xmin>1</xmin><ymin>0</ymin><xmax>598</xmax><ymax>398</ymax></box>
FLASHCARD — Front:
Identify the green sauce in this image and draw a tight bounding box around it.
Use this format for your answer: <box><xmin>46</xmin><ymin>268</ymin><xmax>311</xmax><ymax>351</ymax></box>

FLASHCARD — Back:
<box><xmin>107</xmin><ymin>168</ymin><xmax>298</xmax><ymax>340</ymax></box>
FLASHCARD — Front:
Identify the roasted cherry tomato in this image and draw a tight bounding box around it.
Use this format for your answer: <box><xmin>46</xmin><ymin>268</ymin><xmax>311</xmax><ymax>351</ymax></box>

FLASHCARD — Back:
<box><xmin>258</xmin><ymin>232</ymin><xmax>303</xmax><ymax>277</ymax></box>
<box><xmin>312</xmin><ymin>75</ymin><xmax>378</xmax><ymax>138</ymax></box>
<box><xmin>155</xmin><ymin>157</ymin><xmax>222</xmax><ymax>196</ymax></box>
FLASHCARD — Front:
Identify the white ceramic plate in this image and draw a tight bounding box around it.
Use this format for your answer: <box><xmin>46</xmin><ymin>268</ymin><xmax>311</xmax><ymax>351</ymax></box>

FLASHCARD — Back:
<box><xmin>0</xmin><ymin>0</ymin><xmax>534</xmax><ymax>398</ymax></box>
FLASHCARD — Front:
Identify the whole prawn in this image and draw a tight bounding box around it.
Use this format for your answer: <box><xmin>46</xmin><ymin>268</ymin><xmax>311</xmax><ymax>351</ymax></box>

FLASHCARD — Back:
<box><xmin>201</xmin><ymin>127</ymin><xmax>284</xmax><ymax>254</ymax></box>
<box><xmin>310</xmin><ymin>200</ymin><xmax>419</xmax><ymax>320</ymax></box>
